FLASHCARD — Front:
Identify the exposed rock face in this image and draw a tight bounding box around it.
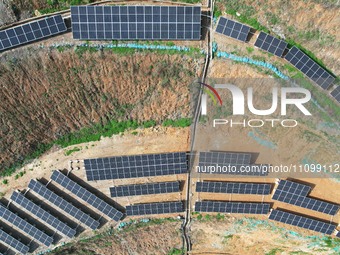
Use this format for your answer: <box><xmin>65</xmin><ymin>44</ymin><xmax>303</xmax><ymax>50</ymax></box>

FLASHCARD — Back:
<box><xmin>0</xmin><ymin>0</ymin><xmax>16</xmax><ymax>27</ymax></box>
<box><xmin>0</xmin><ymin>47</ymin><xmax>202</xmax><ymax>172</ymax></box>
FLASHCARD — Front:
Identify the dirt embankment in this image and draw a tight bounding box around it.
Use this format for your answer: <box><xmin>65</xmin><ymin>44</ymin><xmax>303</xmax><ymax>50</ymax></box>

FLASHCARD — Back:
<box><xmin>0</xmin><ymin>48</ymin><xmax>203</xmax><ymax>172</ymax></box>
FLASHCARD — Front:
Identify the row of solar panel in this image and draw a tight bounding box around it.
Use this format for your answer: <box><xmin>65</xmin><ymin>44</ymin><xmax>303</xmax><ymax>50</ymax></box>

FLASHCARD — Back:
<box><xmin>0</xmin><ymin>15</ymin><xmax>67</xmax><ymax>52</ymax></box>
<box><xmin>110</xmin><ymin>181</ymin><xmax>180</xmax><ymax>197</ymax></box>
<box><xmin>195</xmin><ymin>201</ymin><xmax>270</xmax><ymax>214</ymax></box>
<box><xmin>330</xmin><ymin>85</ymin><xmax>340</xmax><ymax>103</ymax></box>
<box><xmin>71</xmin><ymin>6</ymin><xmax>201</xmax><ymax>40</ymax></box>
<box><xmin>215</xmin><ymin>17</ymin><xmax>336</xmax><ymax>91</ymax></box>
<box><xmin>196</xmin><ymin>181</ymin><xmax>271</xmax><ymax>195</ymax></box>
<box><xmin>84</xmin><ymin>152</ymin><xmax>188</xmax><ymax>181</ymax></box>
<box><xmin>269</xmin><ymin>209</ymin><xmax>336</xmax><ymax>235</ymax></box>
<box><xmin>272</xmin><ymin>180</ymin><xmax>339</xmax><ymax>215</ymax></box>
<box><xmin>126</xmin><ymin>201</ymin><xmax>183</xmax><ymax>216</ymax></box>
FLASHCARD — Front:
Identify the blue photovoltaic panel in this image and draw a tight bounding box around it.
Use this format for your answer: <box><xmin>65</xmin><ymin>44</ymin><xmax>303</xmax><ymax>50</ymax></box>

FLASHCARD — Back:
<box><xmin>254</xmin><ymin>32</ymin><xmax>287</xmax><ymax>57</ymax></box>
<box><xmin>0</xmin><ymin>203</ymin><xmax>53</xmax><ymax>246</ymax></box>
<box><xmin>215</xmin><ymin>17</ymin><xmax>250</xmax><ymax>42</ymax></box>
<box><xmin>285</xmin><ymin>46</ymin><xmax>335</xmax><ymax>89</ymax></box>
<box><xmin>71</xmin><ymin>6</ymin><xmax>201</xmax><ymax>40</ymax></box>
<box><xmin>126</xmin><ymin>201</ymin><xmax>183</xmax><ymax>216</ymax></box>
<box><xmin>0</xmin><ymin>228</ymin><xmax>30</xmax><ymax>254</ymax></box>
<box><xmin>10</xmin><ymin>191</ymin><xmax>76</xmax><ymax>238</ymax></box>
<box><xmin>330</xmin><ymin>86</ymin><xmax>340</xmax><ymax>103</ymax></box>
<box><xmin>0</xmin><ymin>15</ymin><xmax>67</xmax><ymax>52</ymax></box>
<box><xmin>195</xmin><ymin>201</ymin><xmax>270</xmax><ymax>214</ymax></box>
<box><xmin>272</xmin><ymin>180</ymin><xmax>339</xmax><ymax>215</ymax></box>
<box><xmin>269</xmin><ymin>209</ymin><xmax>336</xmax><ymax>235</ymax></box>
<box><xmin>84</xmin><ymin>152</ymin><xmax>187</xmax><ymax>181</ymax></box>
<box><xmin>196</xmin><ymin>182</ymin><xmax>271</xmax><ymax>195</ymax></box>
<box><xmin>51</xmin><ymin>171</ymin><xmax>123</xmax><ymax>221</ymax></box>
<box><xmin>28</xmin><ymin>179</ymin><xmax>100</xmax><ymax>230</ymax></box>
<box><xmin>274</xmin><ymin>180</ymin><xmax>311</xmax><ymax>197</ymax></box>
<box><xmin>336</xmin><ymin>231</ymin><xmax>340</xmax><ymax>238</ymax></box>
<box><xmin>197</xmin><ymin>152</ymin><xmax>268</xmax><ymax>176</ymax></box>
<box><xmin>110</xmin><ymin>181</ymin><xmax>180</xmax><ymax>197</ymax></box>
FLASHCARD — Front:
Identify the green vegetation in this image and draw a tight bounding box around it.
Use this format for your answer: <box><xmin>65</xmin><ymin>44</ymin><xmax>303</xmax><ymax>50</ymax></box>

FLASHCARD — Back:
<box><xmin>2</xmin><ymin>179</ymin><xmax>8</xmax><ymax>185</ymax></box>
<box><xmin>39</xmin><ymin>0</ymin><xmax>95</xmax><ymax>15</ymax></box>
<box><xmin>266</xmin><ymin>249</ymin><xmax>283</xmax><ymax>255</ymax></box>
<box><xmin>168</xmin><ymin>248</ymin><xmax>184</xmax><ymax>255</ymax></box>
<box><xmin>246</xmin><ymin>46</ymin><xmax>254</xmax><ymax>54</ymax></box>
<box><xmin>64</xmin><ymin>147</ymin><xmax>82</xmax><ymax>156</ymax></box>
<box><xmin>1</xmin><ymin>118</ymin><xmax>191</xmax><ymax>178</ymax></box>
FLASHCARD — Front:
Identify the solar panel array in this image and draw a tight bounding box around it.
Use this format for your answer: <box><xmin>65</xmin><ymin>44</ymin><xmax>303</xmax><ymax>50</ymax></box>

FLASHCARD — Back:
<box><xmin>269</xmin><ymin>209</ymin><xmax>336</xmax><ymax>235</ymax></box>
<box><xmin>274</xmin><ymin>180</ymin><xmax>311</xmax><ymax>197</ymax></box>
<box><xmin>196</xmin><ymin>182</ymin><xmax>271</xmax><ymax>195</ymax></box>
<box><xmin>337</xmin><ymin>231</ymin><xmax>340</xmax><ymax>238</ymax></box>
<box><xmin>84</xmin><ymin>152</ymin><xmax>187</xmax><ymax>181</ymax></box>
<box><xmin>254</xmin><ymin>32</ymin><xmax>287</xmax><ymax>57</ymax></box>
<box><xmin>0</xmin><ymin>203</ymin><xmax>53</xmax><ymax>246</ymax></box>
<box><xmin>215</xmin><ymin>17</ymin><xmax>250</xmax><ymax>42</ymax></box>
<box><xmin>285</xmin><ymin>46</ymin><xmax>335</xmax><ymax>89</ymax></box>
<box><xmin>126</xmin><ymin>201</ymin><xmax>183</xmax><ymax>216</ymax></box>
<box><xmin>51</xmin><ymin>171</ymin><xmax>123</xmax><ymax>221</ymax></box>
<box><xmin>0</xmin><ymin>15</ymin><xmax>67</xmax><ymax>52</ymax></box>
<box><xmin>331</xmin><ymin>86</ymin><xmax>340</xmax><ymax>103</ymax></box>
<box><xmin>110</xmin><ymin>181</ymin><xmax>180</xmax><ymax>197</ymax></box>
<box><xmin>195</xmin><ymin>201</ymin><xmax>270</xmax><ymax>214</ymax></box>
<box><xmin>71</xmin><ymin>6</ymin><xmax>201</xmax><ymax>40</ymax></box>
<box><xmin>10</xmin><ymin>191</ymin><xmax>76</xmax><ymax>238</ymax></box>
<box><xmin>28</xmin><ymin>179</ymin><xmax>100</xmax><ymax>230</ymax></box>
<box><xmin>273</xmin><ymin>180</ymin><xmax>339</xmax><ymax>215</ymax></box>
<box><xmin>0</xmin><ymin>228</ymin><xmax>29</xmax><ymax>254</ymax></box>
<box><xmin>198</xmin><ymin>152</ymin><xmax>268</xmax><ymax>176</ymax></box>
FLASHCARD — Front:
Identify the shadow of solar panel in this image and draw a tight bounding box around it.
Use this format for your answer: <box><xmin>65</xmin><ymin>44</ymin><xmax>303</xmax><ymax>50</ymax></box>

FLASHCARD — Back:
<box><xmin>269</xmin><ymin>209</ymin><xmax>336</xmax><ymax>235</ymax></box>
<box><xmin>195</xmin><ymin>201</ymin><xmax>270</xmax><ymax>214</ymax></box>
<box><xmin>84</xmin><ymin>152</ymin><xmax>187</xmax><ymax>181</ymax></box>
<box><xmin>0</xmin><ymin>15</ymin><xmax>66</xmax><ymax>52</ymax></box>
<box><xmin>126</xmin><ymin>201</ymin><xmax>183</xmax><ymax>216</ymax></box>
<box><xmin>196</xmin><ymin>182</ymin><xmax>271</xmax><ymax>195</ymax></box>
<box><xmin>0</xmin><ymin>228</ymin><xmax>29</xmax><ymax>254</ymax></box>
<box><xmin>51</xmin><ymin>171</ymin><xmax>123</xmax><ymax>221</ymax></box>
<box><xmin>272</xmin><ymin>180</ymin><xmax>339</xmax><ymax>215</ymax></box>
<box><xmin>71</xmin><ymin>6</ymin><xmax>201</xmax><ymax>40</ymax></box>
<box><xmin>0</xmin><ymin>203</ymin><xmax>53</xmax><ymax>246</ymax></box>
<box><xmin>10</xmin><ymin>191</ymin><xmax>76</xmax><ymax>238</ymax></box>
<box><xmin>330</xmin><ymin>86</ymin><xmax>340</xmax><ymax>103</ymax></box>
<box><xmin>254</xmin><ymin>32</ymin><xmax>287</xmax><ymax>57</ymax></box>
<box><xmin>110</xmin><ymin>181</ymin><xmax>180</xmax><ymax>197</ymax></box>
<box><xmin>215</xmin><ymin>17</ymin><xmax>250</xmax><ymax>42</ymax></box>
<box><xmin>28</xmin><ymin>180</ymin><xmax>99</xmax><ymax>230</ymax></box>
<box><xmin>285</xmin><ymin>46</ymin><xmax>335</xmax><ymax>89</ymax></box>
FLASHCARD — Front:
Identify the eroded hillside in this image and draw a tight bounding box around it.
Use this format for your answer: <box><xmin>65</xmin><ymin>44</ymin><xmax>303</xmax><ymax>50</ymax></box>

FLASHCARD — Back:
<box><xmin>0</xmin><ymin>48</ymin><xmax>203</xmax><ymax>172</ymax></box>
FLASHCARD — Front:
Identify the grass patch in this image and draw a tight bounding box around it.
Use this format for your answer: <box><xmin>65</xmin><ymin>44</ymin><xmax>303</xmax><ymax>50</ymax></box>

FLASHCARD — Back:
<box><xmin>163</xmin><ymin>118</ymin><xmax>192</xmax><ymax>127</ymax></box>
<box><xmin>246</xmin><ymin>47</ymin><xmax>254</xmax><ymax>54</ymax></box>
<box><xmin>266</xmin><ymin>249</ymin><xmax>283</xmax><ymax>255</ymax></box>
<box><xmin>64</xmin><ymin>147</ymin><xmax>82</xmax><ymax>156</ymax></box>
<box><xmin>167</xmin><ymin>248</ymin><xmax>184</xmax><ymax>255</ymax></box>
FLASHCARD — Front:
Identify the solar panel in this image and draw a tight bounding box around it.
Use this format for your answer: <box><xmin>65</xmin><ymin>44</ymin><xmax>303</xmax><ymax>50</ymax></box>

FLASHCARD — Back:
<box><xmin>110</xmin><ymin>181</ymin><xmax>180</xmax><ymax>197</ymax></box>
<box><xmin>197</xmin><ymin>152</ymin><xmax>268</xmax><ymax>176</ymax></box>
<box><xmin>0</xmin><ymin>15</ymin><xmax>67</xmax><ymax>52</ymax></box>
<box><xmin>0</xmin><ymin>203</ymin><xmax>53</xmax><ymax>246</ymax></box>
<box><xmin>28</xmin><ymin>179</ymin><xmax>100</xmax><ymax>230</ymax></box>
<box><xmin>0</xmin><ymin>228</ymin><xmax>29</xmax><ymax>254</ymax></box>
<box><xmin>330</xmin><ymin>86</ymin><xmax>340</xmax><ymax>103</ymax></box>
<box><xmin>254</xmin><ymin>32</ymin><xmax>287</xmax><ymax>57</ymax></box>
<box><xmin>126</xmin><ymin>201</ymin><xmax>183</xmax><ymax>216</ymax></box>
<box><xmin>336</xmin><ymin>231</ymin><xmax>340</xmax><ymax>238</ymax></box>
<box><xmin>215</xmin><ymin>17</ymin><xmax>250</xmax><ymax>42</ymax></box>
<box><xmin>51</xmin><ymin>171</ymin><xmax>123</xmax><ymax>221</ymax></box>
<box><xmin>269</xmin><ymin>209</ymin><xmax>336</xmax><ymax>235</ymax></box>
<box><xmin>274</xmin><ymin>180</ymin><xmax>311</xmax><ymax>197</ymax></box>
<box><xmin>10</xmin><ymin>191</ymin><xmax>76</xmax><ymax>238</ymax></box>
<box><xmin>84</xmin><ymin>152</ymin><xmax>188</xmax><ymax>181</ymax></box>
<box><xmin>196</xmin><ymin>182</ymin><xmax>271</xmax><ymax>195</ymax></box>
<box><xmin>71</xmin><ymin>5</ymin><xmax>201</xmax><ymax>40</ymax></box>
<box><xmin>195</xmin><ymin>201</ymin><xmax>270</xmax><ymax>214</ymax></box>
<box><xmin>285</xmin><ymin>46</ymin><xmax>335</xmax><ymax>89</ymax></box>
